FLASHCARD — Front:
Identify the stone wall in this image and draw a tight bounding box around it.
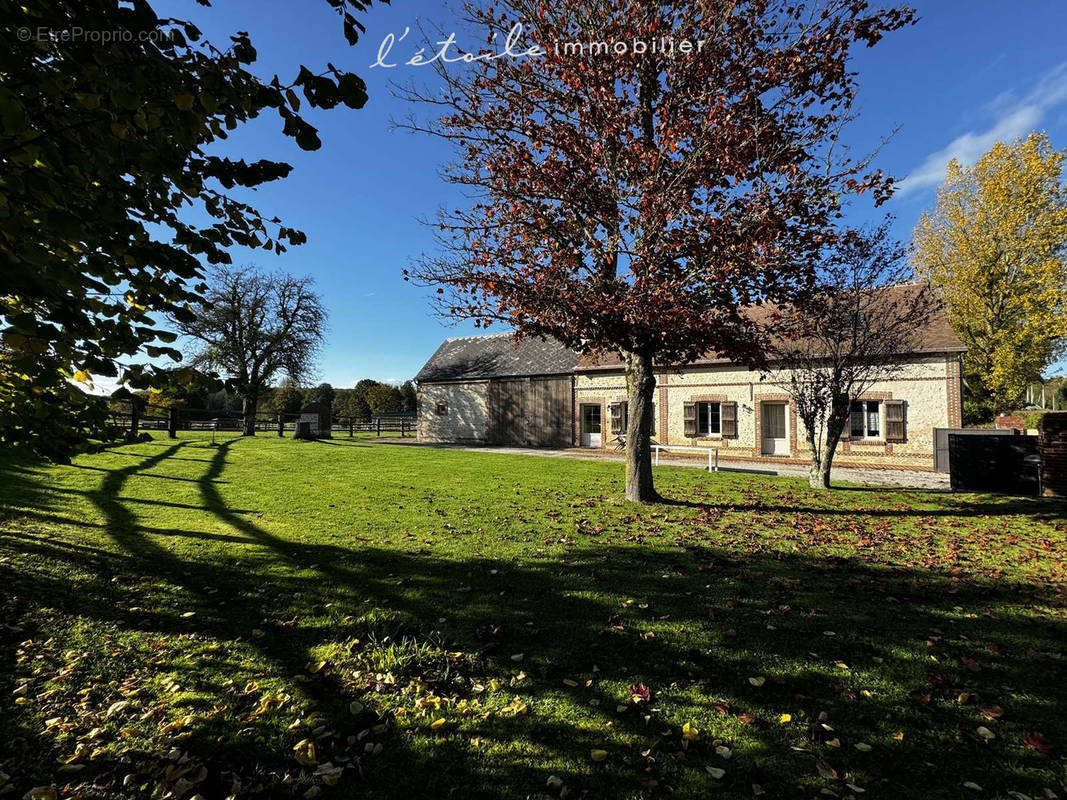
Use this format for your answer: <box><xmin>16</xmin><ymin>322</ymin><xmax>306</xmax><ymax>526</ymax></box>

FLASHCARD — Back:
<box><xmin>417</xmin><ymin>381</ymin><xmax>490</xmax><ymax>443</ymax></box>
<box><xmin>574</xmin><ymin>353</ymin><xmax>964</xmax><ymax>470</ymax></box>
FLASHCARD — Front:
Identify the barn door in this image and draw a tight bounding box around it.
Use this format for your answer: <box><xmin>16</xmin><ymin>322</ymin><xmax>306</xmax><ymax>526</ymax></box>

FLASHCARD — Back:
<box><xmin>489</xmin><ymin>379</ymin><xmax>526</xmax><ymax>446</ymax></box>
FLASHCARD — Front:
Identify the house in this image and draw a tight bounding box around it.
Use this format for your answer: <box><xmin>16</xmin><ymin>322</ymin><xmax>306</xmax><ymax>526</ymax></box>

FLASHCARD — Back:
<box><xmin>415</xmin><ymin>332</ymin><xmax>577</xmax><ymax>446</ymax></box>
<box><xmin>415</xmin><ymin>305</ymin><xmax>965</xmax><ymax>470</ymax></box>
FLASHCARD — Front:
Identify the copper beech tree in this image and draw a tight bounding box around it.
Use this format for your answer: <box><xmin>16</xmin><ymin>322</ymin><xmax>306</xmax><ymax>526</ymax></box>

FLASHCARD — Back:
<box><xmin>404</xmin><ymin>0</ymin><xmax>914</xmax><ymax>502</ymax></box>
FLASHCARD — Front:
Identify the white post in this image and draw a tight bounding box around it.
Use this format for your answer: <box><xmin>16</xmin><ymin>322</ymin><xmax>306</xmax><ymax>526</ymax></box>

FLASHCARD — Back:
<box><xmin>708</xmin><ymin>449</ymin><xmax>712</xmax><ymax>472</ymax></box>
<box><xmin>655</xmin><ymin>446</ymin><xmax>660</xmax><ymax>466</ymax></box>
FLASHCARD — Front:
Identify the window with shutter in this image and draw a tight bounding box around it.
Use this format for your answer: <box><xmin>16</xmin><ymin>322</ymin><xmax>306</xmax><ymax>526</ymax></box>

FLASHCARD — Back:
<box><xmin>885</xmin><ymin>400</ymin><xmax>906</xmax><ymax>442</ymax></box>
<box><xmin>683</xmin><ymin>402</ymin><xmax>697</xmax><ymax>437</ymax></box>
<box><xmin>610</xmin><ymin>402</ymin><xmax>625</xmax><ymax>435</ymax></box>
<box><xmin>721</xmin><ymin>402</ymin><xmax>738</xmax><ymax>438</ymax></box>
<box><xmin>695</xmin><ymin>402</ymin><xmax>721</xmax><ymax>435</ymax></box>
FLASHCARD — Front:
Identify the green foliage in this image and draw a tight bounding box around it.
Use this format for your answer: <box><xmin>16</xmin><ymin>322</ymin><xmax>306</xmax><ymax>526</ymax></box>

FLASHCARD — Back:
<box><xmin>963</xmin><ymin>395</ymin><xmax>998</xmax><ymax>426</ymax></box>
<box><xmin>1</xmin><ymin>436</ymin><xmax>1064</xmax><ymax>798</ymax></box>
<box><xmin>366</xmin><ymin>383</ymin><xmax>403</xmax><ymax>416</ymax></box>
<box><xmin>0</xmin><ymin>0</ymin><xmax>378</xmax><ymax>458</ymax></box>
<box><xmin>399</xmin><ymin>380</ymin><xmax>417</xmax><ymax>412</ymax></box>
<box><xmin>1022</xmin><ymin>410</ymin><xmax>1046</xmax><ymax>431</ymax></box>
<box><xmin>306</xmin><ymin>382</ymin><xmax>336</xmax><ymax>408</ymax></box>
<box><xmin>343</xmin><ymin>391</ymin><xmax>371</xmax><ymax>422</ymax></box>
<box><xmin>914</xmin><ymin>133</ymin><xmax>1067</xmax><ymax>412</ymax></box>
<box><xmin>270</xmin><ymin>385</ymin><xmax>305</xmax><ymax>416</ymax></box>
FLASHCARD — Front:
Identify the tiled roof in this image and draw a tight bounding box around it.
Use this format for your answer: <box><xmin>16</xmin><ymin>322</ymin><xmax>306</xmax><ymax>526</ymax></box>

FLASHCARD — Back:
<box><xmin>578</xmin><ymin>284</ymin><xmax>966</xmax><ymax>371</ymax></box>
<box><xmin>415</xmin><ymin>332</ymin><xmax>579</xmax><ymax>383</ymax></box>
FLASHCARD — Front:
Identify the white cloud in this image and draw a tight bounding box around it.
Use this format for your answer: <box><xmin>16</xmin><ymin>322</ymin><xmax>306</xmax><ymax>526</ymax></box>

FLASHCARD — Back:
<box><xmin>896</xmin><ymin>62</ymin><xmax>1067</xmax><ymax>197</ymax></box>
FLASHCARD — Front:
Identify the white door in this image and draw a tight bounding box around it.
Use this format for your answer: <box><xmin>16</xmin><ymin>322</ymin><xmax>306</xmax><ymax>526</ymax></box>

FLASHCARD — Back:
<box><xmin>761</xmin><ymin>402</ymin><xmax>788</xmax><ymax>455</ymax></box>
<box><xmin>581</xmin><ymin>404</ymin><xmax>602</xmax><ymax>448</ymax></box>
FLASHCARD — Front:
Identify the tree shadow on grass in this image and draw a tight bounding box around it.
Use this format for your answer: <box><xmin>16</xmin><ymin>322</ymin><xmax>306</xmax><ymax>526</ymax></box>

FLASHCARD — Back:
<box><xmin>0</xmin><ymin>441</ymin><xmax>1065</xmax><ymax>799</ymax></box>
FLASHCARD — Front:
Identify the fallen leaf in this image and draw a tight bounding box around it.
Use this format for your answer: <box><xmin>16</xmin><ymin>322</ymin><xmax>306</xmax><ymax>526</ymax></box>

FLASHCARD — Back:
<box><xmin>705</xmin><ymin>766</ymin><xmax>726</xmax><ymax>779</ymax></box>
<box><xmin>293</xmin><ymin>739</ymin><xmax>317</xmax><ymax>766</ymax></box>
<box><xmin>682</xmin><ymin>722</ymin><xmax>701</xmax><ymax>741</ymax></box>
<box><xmin>1021</xmin><ymin>732</ymin><xmax>1052</xmax><ymax>754</ymax></box>
<box><xmin>590</xmin><ymin>749</ymin><xmax>608</xmax><ymax>762</ymax></box>
<box><xmin>430</xmin><ymin>718</ymin><xmax>446</xmax><ymax>730</ymax></box>
<box><xmin>778</xmin><ymin>713</ymin><xmax>792</xmax><ymax>724</ymax></box>
<box><xmin>749</xmin><ymin>677</ymin><xmax>765</xmax><ymax>687</ymax></box>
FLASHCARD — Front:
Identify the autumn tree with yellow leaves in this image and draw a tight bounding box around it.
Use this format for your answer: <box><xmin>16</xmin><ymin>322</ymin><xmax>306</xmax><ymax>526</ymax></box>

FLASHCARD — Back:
<box><xmin>913</xmin><ymin>132</ymin><xmax>1067</xmax><ymax>420</ymax></box>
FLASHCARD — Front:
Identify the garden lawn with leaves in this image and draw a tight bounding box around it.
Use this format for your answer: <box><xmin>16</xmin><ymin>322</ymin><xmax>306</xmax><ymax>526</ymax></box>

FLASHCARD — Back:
<box><xmin>0</xmin><ymin>433</ymin><xmax>1064</xmax><ymax>800</ymax></box>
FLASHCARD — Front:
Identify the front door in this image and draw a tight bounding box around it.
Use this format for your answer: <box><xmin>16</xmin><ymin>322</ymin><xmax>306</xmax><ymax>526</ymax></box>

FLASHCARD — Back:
<box><xmin>581</xmin><ymin>404</ymin><xmax>602</xmax><ymax>448</ymax></box>
<box><xmin>761</xmin><ymin>402</ymin><xmax>788</xmax><ymax>455</ymax></box>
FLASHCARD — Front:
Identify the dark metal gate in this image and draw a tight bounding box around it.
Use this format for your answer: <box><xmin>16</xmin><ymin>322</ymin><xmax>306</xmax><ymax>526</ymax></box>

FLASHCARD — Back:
<box><xmin>933</xmin><ymin>428</ymin><xmax>1016</xmax><ymax>473</ymax></box>
<box><xmin>947</xmin><ymin>433</ymin><xmax>1039</xmax><ymax>495</ymax></box>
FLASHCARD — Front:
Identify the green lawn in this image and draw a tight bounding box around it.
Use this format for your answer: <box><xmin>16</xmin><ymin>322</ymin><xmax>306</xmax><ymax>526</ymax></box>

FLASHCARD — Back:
<box><xmin>1</xmin><ymin>433</ymin><xmax>1065</xmax><ymax>800</ymax></box>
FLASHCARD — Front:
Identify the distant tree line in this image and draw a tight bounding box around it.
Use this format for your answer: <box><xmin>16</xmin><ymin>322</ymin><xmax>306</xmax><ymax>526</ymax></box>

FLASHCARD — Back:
<box><xmin>126</xmin><ymin>379</ymin><xmax>417</xmax><ymax>422</ymax></box>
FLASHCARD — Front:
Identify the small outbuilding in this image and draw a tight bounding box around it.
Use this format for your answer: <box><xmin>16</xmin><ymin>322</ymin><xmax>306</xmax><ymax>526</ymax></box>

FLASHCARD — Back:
<box><xmin>296</xmin><ymin>401</ymin><xmax>332</xmax><ymax>439</ymax></box>
<box><xmin>415</xmin><ymin>333</ymin><xmax>577</xmax><ymax>447</ymax></box>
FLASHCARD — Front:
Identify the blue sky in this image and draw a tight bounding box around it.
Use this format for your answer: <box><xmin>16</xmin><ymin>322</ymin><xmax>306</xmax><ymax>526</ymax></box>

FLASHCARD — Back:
<box><xmin>152</xmin><ymin>0</ymin><xmax>1067</xmax><ymax>386</ymax></box>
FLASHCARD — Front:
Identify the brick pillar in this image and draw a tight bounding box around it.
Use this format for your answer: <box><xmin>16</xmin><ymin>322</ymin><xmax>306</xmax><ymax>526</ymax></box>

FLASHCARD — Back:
<box><xmin>1037</xmin><ymin>412</ymin><xmax>1067</xmax><ymax>498</ymax></box>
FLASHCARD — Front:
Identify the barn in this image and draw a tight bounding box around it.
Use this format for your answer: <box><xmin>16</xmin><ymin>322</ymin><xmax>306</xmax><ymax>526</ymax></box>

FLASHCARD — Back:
<box><xmin>415</xmin><ymin>333</ymin><xmax>577</xmax><ymax>447</ymax></box>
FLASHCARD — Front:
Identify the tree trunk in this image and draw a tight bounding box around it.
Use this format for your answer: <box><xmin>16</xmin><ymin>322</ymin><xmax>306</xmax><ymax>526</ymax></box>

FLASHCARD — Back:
<box><xmin>623</xmin><ymin>349</ymin><xmax>660</xmax><ymax>503</ymax></box>
<box><xmin>806</xmin><ymin>429</ymin><xmax>826</xmax><ymax>490</ymax></box>
<box><xmin>242</xmin><ymin>394</ymin><xmax>257</xmax><ymax>436</ymax></box>
<box><xmin>811</xmin><ymin>439</ymin><xmax>834</xmax><ymax>489</ymax></box>
<box><xmin>809</xmin><ymin>407</ymin><xmax>847</xmax><ymax>490</ymax></box>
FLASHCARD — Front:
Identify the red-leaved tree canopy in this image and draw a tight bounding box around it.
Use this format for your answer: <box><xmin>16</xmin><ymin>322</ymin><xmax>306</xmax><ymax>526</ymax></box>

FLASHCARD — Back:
<box><xmin>403</xmin><ymin>0</ymin><xmax>914</xmax><ymax>501</ymax></box>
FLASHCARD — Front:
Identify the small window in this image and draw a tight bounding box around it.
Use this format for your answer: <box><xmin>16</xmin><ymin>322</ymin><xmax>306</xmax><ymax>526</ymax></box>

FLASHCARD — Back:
<box><xmin>850</xmin><ymin>400</ymin><xmax>879</xmax><ymax>439</ymax></box>
<box><xmin>435</xmin><ymin>402</ymin><xmax>448</xmax><ymax>416</ymax></box>
<box><xmin>696</xmin><ymin>402</ymin><xmax>721</xmax><ymax>436</ymax></box>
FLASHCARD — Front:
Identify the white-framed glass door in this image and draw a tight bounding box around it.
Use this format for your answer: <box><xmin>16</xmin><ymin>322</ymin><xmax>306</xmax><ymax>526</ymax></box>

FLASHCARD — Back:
<box><xmin>761</xmin><ymin>402</ymin><xmax>788</xmax><ymax>455</ymax></box>
<box><xmin>581</xmin><ymin>404</ymin><xmax>602</xmax><ymax>448</ymax></box>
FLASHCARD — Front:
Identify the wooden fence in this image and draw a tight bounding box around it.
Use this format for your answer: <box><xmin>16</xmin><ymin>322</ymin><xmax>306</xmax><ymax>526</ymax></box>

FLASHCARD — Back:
<box><xmin>106</xmin><ymin>401</ymin><xmax>415</xmax><ymax>439</ymax></box>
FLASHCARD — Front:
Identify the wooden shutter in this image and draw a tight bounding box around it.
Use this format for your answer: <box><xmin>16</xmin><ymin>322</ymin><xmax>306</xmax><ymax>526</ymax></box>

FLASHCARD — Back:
<box><xmin>610</xmin><ymin>402</ymin><xmax>625</xmax><ymax>435</ymax></box>
<box><xmin>721</xmin><ymin>402</ymin><xmax>738</xmax><ymax>438</ymax></box>
<box><xmin>683</xmin><ymin>402</ymin><xmax>697</xmax><ymax>437</ymax></box>
<box><xmin>885</xmin><ymin>400</ymin><xmax>906</xmax><ymax>443</ymax></box>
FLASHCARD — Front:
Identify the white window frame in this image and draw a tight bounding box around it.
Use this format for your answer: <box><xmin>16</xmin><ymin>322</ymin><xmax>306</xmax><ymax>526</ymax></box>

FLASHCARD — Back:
<box><xmin>696</xmin><ymin>401</ymin><xmax>721</xmax><ymax>437</ymax></box>
<box><xmin>849</xmin><ymin>400</ymin><xmax>882</xmax><ymax>440</ymax></box>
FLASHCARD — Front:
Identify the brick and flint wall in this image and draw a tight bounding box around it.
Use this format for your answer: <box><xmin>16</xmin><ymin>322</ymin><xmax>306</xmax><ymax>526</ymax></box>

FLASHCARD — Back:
<box><xmin>573</xmin><ymin>353</ymin><xmax>964</xmax><ymax>470</ymax></box>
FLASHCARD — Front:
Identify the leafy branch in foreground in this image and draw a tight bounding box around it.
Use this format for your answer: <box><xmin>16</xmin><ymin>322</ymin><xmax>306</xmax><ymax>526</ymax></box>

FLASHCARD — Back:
<box><xmin>0</xmin><ymin>0</ymin><xmax>381</xmax><ymax>459</ymax></box>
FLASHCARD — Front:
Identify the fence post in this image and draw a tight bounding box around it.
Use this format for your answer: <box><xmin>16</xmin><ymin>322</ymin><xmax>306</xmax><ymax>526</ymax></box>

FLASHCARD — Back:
<box><xmin>349</xmin><ymin>417</ymin><xmax>354</xmax><ymax>437</ymax></box>
<box><xmin>130</xmin><ymin>402</ymin><xmax>140</xmax><ymax>437</ymax></box>
<box><xmin>377</xmin><ymin>418</ymin><xmax>381</xmax><ymax>437</ymax></box>
<box><xmin>278</xmin><ymin>415</ymin><xmax>284</xmax><ymax>437</ymax></box>
<box><xmin>168</xmin><ymin>407</ymin><xmax>178</xmax><ymax>439</ymax></box>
